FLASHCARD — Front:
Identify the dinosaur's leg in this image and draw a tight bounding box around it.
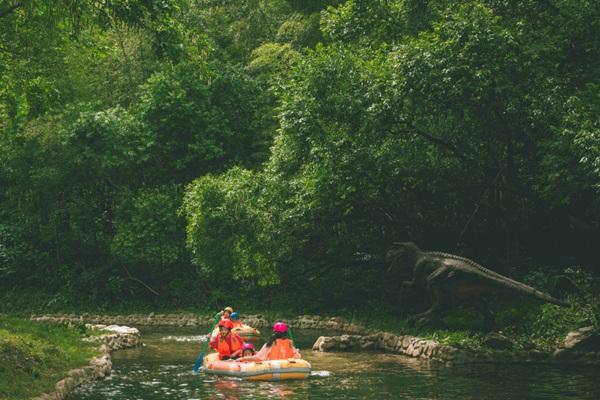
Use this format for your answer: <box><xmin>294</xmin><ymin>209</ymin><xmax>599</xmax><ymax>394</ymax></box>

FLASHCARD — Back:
<box><xmin>412</xmin><ymin>281</ymin><xmax>448</xmax><ymax>328</ymax></box>
<box><xmin>474</xmin><ymin>301</ymin><xmax>496</xmax><ymax>332</ymax></box>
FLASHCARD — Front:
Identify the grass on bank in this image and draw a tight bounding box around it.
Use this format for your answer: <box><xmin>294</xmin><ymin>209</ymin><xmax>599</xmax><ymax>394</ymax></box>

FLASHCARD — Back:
<box><xmin>340</xmin><ymin>290</ymin><xmax>599</xmax><ymax>352</ymax></box>
<box><xmin>0</xmin><ymin>315</ymin><xmax>99</xmax><ymax>400</ymax></box>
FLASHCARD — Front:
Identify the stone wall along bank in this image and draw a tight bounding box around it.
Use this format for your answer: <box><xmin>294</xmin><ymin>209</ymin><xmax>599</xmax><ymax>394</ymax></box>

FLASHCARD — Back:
<box><xmin>31</xmin><ymin>325</ymin><xmax>141</xmax><ymax>400</ymax></box>
<box><xmin>30</xmin><ymin>313</ymin><xmax>367</xmax><ymax>333</ymax></box>
<box><xmin>312</xmin><ymin>327</ymin><xmax>600</xmax><ymax>366</ymax></box>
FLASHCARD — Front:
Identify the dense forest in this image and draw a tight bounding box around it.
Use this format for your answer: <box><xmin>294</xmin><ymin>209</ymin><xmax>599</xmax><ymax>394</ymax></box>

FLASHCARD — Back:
<box><xmin>1</xmin><ymin>0</ymin><xmax>599</xmax><ymax>313</ymax></box>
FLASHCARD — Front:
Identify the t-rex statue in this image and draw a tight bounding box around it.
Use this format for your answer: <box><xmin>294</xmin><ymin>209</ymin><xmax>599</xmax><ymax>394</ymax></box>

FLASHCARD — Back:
<box><xmin>386</xmin><ymin>242</ymin><xmax>568</xmax><ymax>331</ymax></box>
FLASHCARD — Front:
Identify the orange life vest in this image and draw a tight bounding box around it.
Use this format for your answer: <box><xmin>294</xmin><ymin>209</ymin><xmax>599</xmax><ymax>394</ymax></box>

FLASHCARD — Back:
<box><xmin>266</xmin><ymin>338</ymin><xmax>296</xmax><ymax>360</ymax></box>
<box><xmin>232</xmin><ymin>320</ymin><xmax>242</xmax><ymax>328</ymax></box>
<box><xmin>216</xmin><ymin>333</ymin><xmax>243</xmax><ymax>359</ymax></box>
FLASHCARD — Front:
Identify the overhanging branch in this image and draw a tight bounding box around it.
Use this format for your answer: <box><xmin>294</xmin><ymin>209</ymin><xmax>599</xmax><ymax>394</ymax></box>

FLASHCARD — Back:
<box><xmin>392</xmin><ymin>117</ymin><xmax>479</xmax><ymax>166</ymax></box>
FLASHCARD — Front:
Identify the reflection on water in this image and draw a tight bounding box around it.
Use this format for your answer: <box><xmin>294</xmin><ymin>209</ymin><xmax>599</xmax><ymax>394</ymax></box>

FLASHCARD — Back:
<box><xmin>68</xmin><ymin>327</ymin><xmax>600</xmax><ymax>400</ymax></box>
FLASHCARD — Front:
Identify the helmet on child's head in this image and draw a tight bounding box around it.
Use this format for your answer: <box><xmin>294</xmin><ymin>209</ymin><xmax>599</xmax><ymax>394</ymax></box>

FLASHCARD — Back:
<box><xmin>273</xmin><ymin>321</ymin><xmax>288</xmax><ymax>333</ymax></box>
<box><xmin>242</xmin><ymin>343</ymin><xmax>255</xmax><ymax>351</ymax></box>
<box><xmin>218</xmin><ymin>319</ymin><xmax>234</xmax><ymax>330</ymax></box>
<box><xmin>223</xmin><ymin>306</ymin><xmax>234</xmax><ymax>313</ymax></box>
<box><xmin>230</xmin><ymin>312</ymin><xmax>240</xmax><ymax>320</ymax></box>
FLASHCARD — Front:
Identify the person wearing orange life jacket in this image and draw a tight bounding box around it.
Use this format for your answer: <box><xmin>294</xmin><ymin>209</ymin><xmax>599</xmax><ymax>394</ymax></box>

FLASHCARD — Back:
<box><xmin>255</xmin><ymin>322</ymin><xmax>300</xmax><ymax>360</ymax></box>
<box><xmin>209</xmin><ymin>319</ymin><xmax>243</xmax><ymax>360</ymax></box>
<box><xmin>229</xmin><ymin>312</ymin><xmax>242</xmax><ymax>328</ymax></box>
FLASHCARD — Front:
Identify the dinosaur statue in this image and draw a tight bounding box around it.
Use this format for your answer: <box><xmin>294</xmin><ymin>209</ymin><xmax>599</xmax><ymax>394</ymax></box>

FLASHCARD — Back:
<box><xmin>386</xmin><ymin>242</ymin><xmax>568</xmax><ymax>331</ymax></box>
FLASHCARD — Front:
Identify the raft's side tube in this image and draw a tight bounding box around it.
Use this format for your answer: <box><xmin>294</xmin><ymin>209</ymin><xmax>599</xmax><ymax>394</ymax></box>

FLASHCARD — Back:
<box><xmin>202</xmin><ymin>353</ymin><xmax>311</xmax><ymax>381</ymax></box>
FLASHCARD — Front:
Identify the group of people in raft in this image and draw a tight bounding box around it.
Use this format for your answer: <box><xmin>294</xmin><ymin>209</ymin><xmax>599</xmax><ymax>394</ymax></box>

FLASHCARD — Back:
<box><xmin>209</xmin><ymin>306</ymin><xmax>300</xmax><ymax>361</ymax></box>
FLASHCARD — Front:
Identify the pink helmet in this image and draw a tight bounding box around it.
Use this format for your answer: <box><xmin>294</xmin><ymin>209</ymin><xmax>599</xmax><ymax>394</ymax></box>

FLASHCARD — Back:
<box><xmin>273</xmin><ymin>322</ymin><xmax>288</xmax><ymax>333</ymax></box>
<box><xmin>242</xmin><ymin>343</ymin><xmax>255</xmax><ymax>351</ymax></box>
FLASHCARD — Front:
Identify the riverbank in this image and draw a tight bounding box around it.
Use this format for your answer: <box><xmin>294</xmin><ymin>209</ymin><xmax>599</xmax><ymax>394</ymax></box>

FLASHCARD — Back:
<box><xmin>0</xmin><ymin>316</ymin><xmax>100</xmax><ymax>400</ymax></box>
<box><xmin>0</xmin><ymin>315</ymin><xmax>141</xmax><ymax>400</ymax></box>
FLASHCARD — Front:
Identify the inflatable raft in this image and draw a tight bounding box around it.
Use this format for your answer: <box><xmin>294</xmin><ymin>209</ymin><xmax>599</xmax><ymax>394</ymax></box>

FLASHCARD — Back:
<box><xmin>211</xmin><ymin>324</ymin><xmax>261</xmax><ymax>342</ymax></box>
<box><xmin>233</xmin><ymin>324</ymin><xmax>261</xmax><ymax>342</ymax></box>
<box><xmin>202</xmin><ymin>353</ymin><xmax>311</xmax><ymax>381</ymax></box>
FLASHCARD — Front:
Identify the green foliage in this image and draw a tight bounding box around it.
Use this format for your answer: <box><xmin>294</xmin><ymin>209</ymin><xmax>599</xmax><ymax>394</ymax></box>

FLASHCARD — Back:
<box><xmin>112</xmin><ymin>185</ymin><xmax>187</xmax><ymax>267</ymax></box>
<box><xmin>59</xmin><ymin>106</ymin><xmax>149</xmax><ymax>174</ymax></box>
<box><xmin>1</xmin><ymin>0</ymin><xmax>600</xmax><ymax>315</ymax></box>
<box><xmin>550</xmin><ymin>86</ymin><xmax>600</xmax><ymax>192</ymax></box>
<box><xmin>136</xmin><ymin>63</ymin><xmax>225</xmax><ymax>178</ymax></box>
<box><xmin>277</xmin><ymin>12</ymin><xmax>323</xmax><ymax>48</ymax></box>
<box><xmin>182</xmin><ymin>168</ymin><xmax>279</xmax><ymax>286</ymax></box>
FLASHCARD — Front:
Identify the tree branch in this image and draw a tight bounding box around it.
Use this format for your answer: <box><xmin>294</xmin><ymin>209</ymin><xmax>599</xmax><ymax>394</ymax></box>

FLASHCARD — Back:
<box><xmin>392</xmin><ymin>117</ymin><xmax>479</xmax><ymax>166</ymax></box>
<box><xmin>122</xmin><ymin>265</ymin><xmax>160</xmax><ymax>296</ymax></box>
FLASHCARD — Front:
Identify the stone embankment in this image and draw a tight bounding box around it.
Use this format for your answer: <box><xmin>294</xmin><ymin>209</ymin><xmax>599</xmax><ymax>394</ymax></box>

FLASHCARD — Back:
<box><xmin>313</xmin><ymin>333</ymin><xmax>459</xmax><ymax>364</ymax></box>
<box><xmin>312</xmin><ymin>327</ymin><xmax>600</xmax><ymax>366</ymax></box>
<box><xmin>32</xmin><ymin>325</ymin><xmax>141</xmax><ymax>400</ymax></box>
<box><xmin>31</xmin><ymin>313</ymin><xmax>367</xmax><ymax>334</ymax></box>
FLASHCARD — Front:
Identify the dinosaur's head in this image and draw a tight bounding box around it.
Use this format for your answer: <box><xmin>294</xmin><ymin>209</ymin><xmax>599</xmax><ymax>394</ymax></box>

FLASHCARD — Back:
<box><xmin>385</xmin><ymin>242</ymin><xmax>420</xmax><ymax>271</ymax></box>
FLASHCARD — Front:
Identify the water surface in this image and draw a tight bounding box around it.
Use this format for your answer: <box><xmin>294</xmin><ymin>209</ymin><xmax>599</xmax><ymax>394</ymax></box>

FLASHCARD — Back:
<box><xmin>69</xmin><ymin>326</ymin><xmax>600</xmax><ymax>399</ymax></box>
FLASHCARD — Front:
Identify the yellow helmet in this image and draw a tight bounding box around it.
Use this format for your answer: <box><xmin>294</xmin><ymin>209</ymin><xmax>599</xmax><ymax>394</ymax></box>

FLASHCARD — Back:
<box><xmin>223</xmin><ymin>306</ymin><xmax>234</xmax><ymax>313</ymax></box>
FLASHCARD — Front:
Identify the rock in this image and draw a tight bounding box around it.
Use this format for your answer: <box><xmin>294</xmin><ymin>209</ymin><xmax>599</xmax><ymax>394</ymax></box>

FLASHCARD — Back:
<box><xmin>563</xmin><ymin>326</ymin><xmax>600</xmax><ymax>352</ymax></box>
<box><xmin>482</xmin><ymin>332</ymin><xmax>514</xmax><ymax>350</ymax></box>
<box><xmin>436</xmin><ymin>345</ymin><xmax>457</xmax><ymax>361</ymax></box>
<box><xmin>359</xmin><ymin>340</ymin><xmax>377</xmax><ymax>350</ymax></box>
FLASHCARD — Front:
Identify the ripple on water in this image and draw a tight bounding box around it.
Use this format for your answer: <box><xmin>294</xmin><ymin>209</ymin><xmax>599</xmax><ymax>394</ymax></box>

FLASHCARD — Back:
<box><xmin>160</xmin><ymin>335</ymin><xmax>208</xmax><ymax>342</ymax></box>
<box><xmin>311</xmin><ymin>370</ymin><xmax>332</xmax><ymax>377</ymax></box>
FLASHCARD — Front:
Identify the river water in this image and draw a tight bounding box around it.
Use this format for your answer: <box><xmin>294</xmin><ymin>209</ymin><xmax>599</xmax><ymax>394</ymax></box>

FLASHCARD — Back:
<box><xmin>68</xmin><ymin>326</ymin><xmax>600</xmax><ymax>400</ymax></box>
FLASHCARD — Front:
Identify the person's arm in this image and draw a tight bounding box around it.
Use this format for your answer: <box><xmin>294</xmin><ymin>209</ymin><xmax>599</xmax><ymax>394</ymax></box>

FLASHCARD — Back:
<box><xmin>231</xmin><ymin>334</ymin><xmax>244</xmax><ymax>357</ymax></box>
<box><xmin>237</xmin><ymin>355</ymin><xmax>261</xmax><ymax>362</ymax></box>
<box><xmin>209</xmin><ymin>336</ymin><xmax>218</xmax><ymax>350</ymax></box>
<box><xmin>289</xmin><ymin>340</ymin><xmax>301</xmax><ymax>358</ymax></box>
<box><xmin>255</xmin><ymin>343</ymin><xmax>269</xmax><ymax>360</ymax></box>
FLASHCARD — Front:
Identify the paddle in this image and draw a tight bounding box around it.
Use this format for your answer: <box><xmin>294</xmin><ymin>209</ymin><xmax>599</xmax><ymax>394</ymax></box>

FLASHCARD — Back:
<box><xmin>288</xmin><ymin>325</ymin><xmax>296</xmax><ymax>348</ymax></box>
<box><xmin>193</xmin><ymin>313</ymin><xmax>221</xmax><ymax>372</ymax></box>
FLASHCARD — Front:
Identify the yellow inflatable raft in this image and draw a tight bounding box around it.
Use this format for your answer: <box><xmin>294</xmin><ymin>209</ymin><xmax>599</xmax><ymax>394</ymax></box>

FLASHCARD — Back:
<box><xmin>202</xmin><ymin>353</ymin><xmax>311</xmax><ymax>381</ymax></box>
<box><xmin>211</xmin><ymin>324</ymin><xmax>261</xmax><ymax>342</ymax></box>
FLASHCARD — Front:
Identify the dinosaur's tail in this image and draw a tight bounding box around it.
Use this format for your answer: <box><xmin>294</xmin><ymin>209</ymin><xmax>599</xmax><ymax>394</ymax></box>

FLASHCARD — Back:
<box><xmin>523</xmin><ymin>286</ymin><xmax>569</xmax><ymax>307</ymax></box>
<box><xmin>428</xmin><ymin>251</ymin><xmax>570</xmax><ymax>307</ymax></box>
<box><xmin>490</xmin><ymin>275</ymin><xmax>569</xmax><ymax>307</ymax></box>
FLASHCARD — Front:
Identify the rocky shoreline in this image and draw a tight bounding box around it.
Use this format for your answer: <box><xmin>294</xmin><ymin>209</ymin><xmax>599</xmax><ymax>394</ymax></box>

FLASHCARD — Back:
<box><xmin>31</xmin><ymin>325</ymin><xmax>141</xmax><ymax>400</ymax></box>
<box><xmin>312</xmin><ymin>329</ymin><xmax>600</xmax><ymax>366</ymax></box>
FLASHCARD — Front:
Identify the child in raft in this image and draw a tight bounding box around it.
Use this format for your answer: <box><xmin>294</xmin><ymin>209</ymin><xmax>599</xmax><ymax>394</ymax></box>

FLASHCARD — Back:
<box><xmin>210</xmin><ymin>319</ymin><xmax>243</xmax><ymax>360</ymax></box>
<box><xmin>241</xmin><ymin>343</ymin><xmax>255</xmax><ymax>357</ymax></box>
<box><xmin>236</xmin><ymin>342</ymin><xmax>262</xmax><ymax>362</ymax></box>
<box><xmin>255</xmin><ymin>321</ymin><xmax>301</xmax><ymax>360</ymax></box>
